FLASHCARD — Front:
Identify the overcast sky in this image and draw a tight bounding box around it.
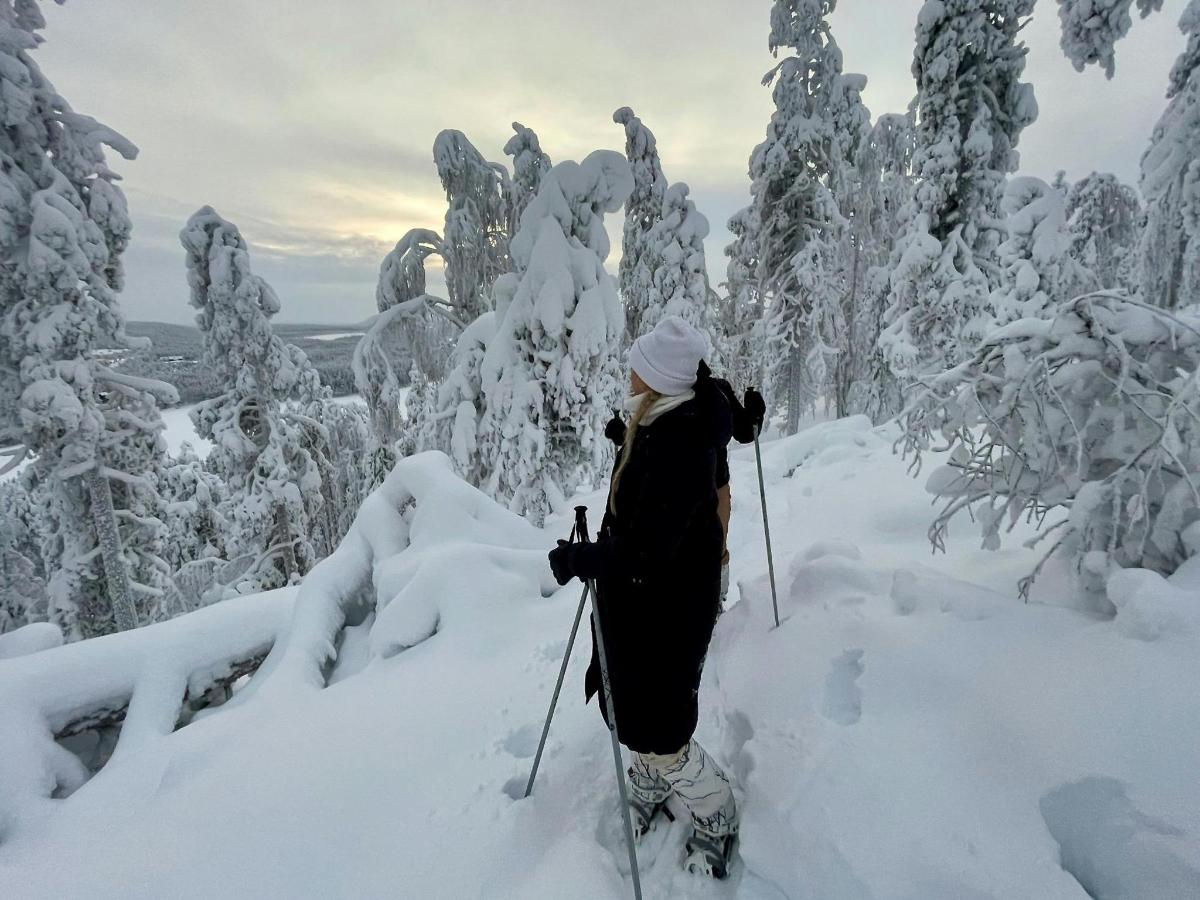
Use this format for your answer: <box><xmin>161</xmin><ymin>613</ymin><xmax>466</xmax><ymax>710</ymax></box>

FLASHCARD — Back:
<box><xmin>37</xmin><ymin>0</ymin><xmax>1192</xmax><ymax>326</ymax></box>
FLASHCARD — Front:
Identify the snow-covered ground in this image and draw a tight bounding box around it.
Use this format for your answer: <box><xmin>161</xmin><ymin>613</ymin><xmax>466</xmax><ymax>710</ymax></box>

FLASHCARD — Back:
<box><xmin>1</xmin><ymin>418</ymin><xmax>1197</xmax><ymax>899</ymax></box>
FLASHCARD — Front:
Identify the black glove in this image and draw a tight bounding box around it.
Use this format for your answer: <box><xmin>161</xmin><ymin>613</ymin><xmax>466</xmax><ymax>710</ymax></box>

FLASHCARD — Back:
<box><xmin>548</xmin><ymin>540</ymin><xmax>577</xmax><ymax>586</ymax></box>
<box><xmin>604</xmin><ymin>410</ymin><xmax>626</xmax><ymax>446</ymax></box>
<box><xmin>744</xmin><ymin>388</ymin><xmax>766</xmax><ymax>435</ymax></box>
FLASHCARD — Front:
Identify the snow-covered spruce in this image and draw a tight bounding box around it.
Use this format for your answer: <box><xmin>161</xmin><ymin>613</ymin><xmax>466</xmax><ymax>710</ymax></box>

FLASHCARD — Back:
<box><xmin>899</xmin><ymin>295</ymin><xmax>1200</xmax><ymax>611</ymax></box>
<box><xmin>614</xmin><ymin>106</ymin><xmax>669</xmax><ymax>344</ymax></box>
<box><xmin>478</xmin><ymin>150</ymin><xmax>632</xmax><ymax>526</ymax></box>
<box><xmin>881</xmin><ymin>0</ymin><xmax>1038</xmax><ymax>381</ymax></box>
<box><xmin>843</xmin><ymin>112</ymin><xmax>917</xmax><ymax>421</ymax></box>
<box><xmin>0</xmin><ymin>1</ymin><xmax>178</xmax><ymax>640</ymax></box>
<box><xmin>1056</xmin><ymin>0</ymin><xmax>1165</xmax><ymax>77</ymax></box>
<box><xmin>356</xmin><ymin>227</ymin><xmax>448</xmax><ymax>465</ymax></box>
<box><xmin>990</xmin><ymin>176</ymin><xmax>1092</xmax><ymax>325</ymax></box>
<box><xmin>0</xmin><ymin>482</ymin><xmax>47</xmax><ymax>632</ymax></box>
<box><xmin>641</xmin><ymin>183</ymin><xmax>717</xmax><ymax>350</ymax></box>
<box><xmin>431</xmin><ymin>310</ymin><xmax>496</xmax><ymax>484</ymax></box>
<box><xmin>721</xmin><ymin>205</ymin><xmax>766</xmax><ymax>395</ymax></box>
<box><xmin>1138</xmin><ymin>0</ymin><xmax>1200</xmax><ymax>311</ymax></box>
<box><xmin>503</xmin><ymin>121</ymin><xmax>552</xmax><ymax>239</ymax></box>
<box><xmin>729</xmin><ymin>0</ymin><xmax>871</xmax><ymax>433</ymax></box>
<box><xmin>1063</xmin><ymin>171</ymin><xmax>1142</xmax><ymax>295</ymax></box>
<box><xmin>434</xmin><ymin>129</ymin><xmax>511</xmax><ymax>325</ymax></box>
<box><xmin>181</xmin><ymin>207</ymin><xmax>331</xmax><ymax>596</ymax></box>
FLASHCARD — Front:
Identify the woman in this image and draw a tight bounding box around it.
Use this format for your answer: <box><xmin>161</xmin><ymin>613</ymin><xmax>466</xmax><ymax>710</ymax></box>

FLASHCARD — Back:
<box><xmin>548</xmin><ymin>316</ymin><xmax>738</xmax><ymax>879</ymax></box>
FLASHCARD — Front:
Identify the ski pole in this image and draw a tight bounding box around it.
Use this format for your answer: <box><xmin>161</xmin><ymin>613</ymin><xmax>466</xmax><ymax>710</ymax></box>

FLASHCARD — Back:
<box><xmin>524</xmin><ymin>575</ymin><xmax>589</xmax><ymax>798</ymax></box>
<box><xmin>577</xmin><ymin>506</ymin><xmax>643</xmax><ymax>900</ymax></box>
<box><xmin>753</xmin><ymin>427</ymin><xmax>781</xmax><ymax>628</ymax></box>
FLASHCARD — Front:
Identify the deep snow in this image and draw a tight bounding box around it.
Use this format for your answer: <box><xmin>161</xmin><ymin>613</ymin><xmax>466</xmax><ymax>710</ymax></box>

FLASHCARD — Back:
<box><xmin>0</xmin><ymin>417</ymin><xmax>1197</xmax><ymax>899</ymax></box>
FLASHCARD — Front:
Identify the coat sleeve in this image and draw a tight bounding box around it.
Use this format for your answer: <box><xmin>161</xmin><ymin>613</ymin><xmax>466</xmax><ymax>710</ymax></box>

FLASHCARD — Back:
<box><xmin>713</xmin><ymin>378</ymin><xmax>755</xmax><ymax>445</ymax></box>
<box><xmin>571</xmin><ymin>428</ymin><xmax>715</xmax><ymax>582</ymax></box>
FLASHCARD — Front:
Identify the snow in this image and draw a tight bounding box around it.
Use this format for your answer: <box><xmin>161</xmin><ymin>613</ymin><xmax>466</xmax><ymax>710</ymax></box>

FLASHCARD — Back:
<box><xmin>1</xmin><ymin>417</ymin><xmax>1196</xmax><ymax>898</ymax></box>
<box><xmin>0</xmin><ymin>622</ymin><xmax>63</xmax><ymax>661</ymax></box>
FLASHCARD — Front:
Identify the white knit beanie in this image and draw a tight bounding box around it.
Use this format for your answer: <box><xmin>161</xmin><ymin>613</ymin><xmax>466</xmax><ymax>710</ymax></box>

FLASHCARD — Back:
<box><xmin>629</xmin><ymin>316</ymin><xmax>706</xmax><ymax>396</ymax></box>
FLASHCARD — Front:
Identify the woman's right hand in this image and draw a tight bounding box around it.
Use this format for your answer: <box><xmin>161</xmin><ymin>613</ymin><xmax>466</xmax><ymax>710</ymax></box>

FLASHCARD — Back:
<box><xmin>548</xmin><ymin>540</ymin><xmax>577</xmax><ymax>586</ymax></box>
<box><xmin>604</xmin><ymin>410</ymin><xmax>626</xmax><ymax>446</ymax></box>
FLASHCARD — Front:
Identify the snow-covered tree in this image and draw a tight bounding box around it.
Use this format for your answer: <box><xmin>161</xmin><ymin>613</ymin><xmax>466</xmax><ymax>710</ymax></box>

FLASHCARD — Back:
<box><xmin>641</xmin><ymin>183</ymin><xmax>715</xmax><ymax>344</ymax></box>
<box><xmin>303</xmin><ymin>398</ymin><xmax>373</xmax><ymax>556</ymax></box>
<box><xmin>1057</xmin><ymin>0</ymin><xmax>1165</xmax><ymax>77</ymax></box>
<box><xmin>881</xmin><ymin>0</ymin><xmax>1038</xmax><ymax>380</ymax></box>
<box><xmin>990</xmin><ymin>176</ymin><xmax>1092</xmax><ymax>324</ymax></box>
<box><xmin>899</xmin><ymin>295</ymin><xmax>1200</xmax><ymax>612</ymax></box>
<box><xmin>503</xmin><ymin>121</ymin><xmax>552</xmax><ymax>237</ymax></box>
<box><xmin>181</xmin><ymin>207</ymin><xmax>329</xmax><ymax>594</ymax></box>
<box><xmin>614</xmin><ymin>106</ymin><xmax>669</xmax><ymax>343</ymax></box>
<box><xmin>162</xmin><ymin>443</ymin><xmax>226</xmax><ymax>572</ymax></box>
<box><xmin>1064</xmin><ymin>171</ymin><xmax>1142</xmax><ymax>294</ymax></box>
<box><xmin>0</xmin><ymin>482</ymin><xmax>46</xmax><ymax>631</ymax></box>
<box><xmin>479</xmin><ymin>150</ymin><xmax>633</xmax><ymax>526</ymax></box>
<box><xmin>432</xmin><ymin>310</ymin><xmax>496</xmax><ymax>484</ymax></box>
<box><xmin>434</xmin><ymin>130</ymin><xmax>510</xmax><ymax>324</ymax></box>
<box><xmin>1139</xmin><ymin>1</ymin><xmax>1200</xmax><ymax>310</ymax></box>
<box><xmin>733</xmin><ymin>0</ymin><xmax>871</xmax><ymax>432</ymax></box>
<box><xmin>0</xmin><ymin>1</ymin><xmax>176</xmax><ymax>639</ymax></box>
<box><xmin>845</xmin><ymin>113</ymin><xmax>917</xmax><ymax>420</ymax></box>
<box><xmin>722</xmin><ymin>207</ymin><xmax>766</xmax><ymax>394</ymax></box>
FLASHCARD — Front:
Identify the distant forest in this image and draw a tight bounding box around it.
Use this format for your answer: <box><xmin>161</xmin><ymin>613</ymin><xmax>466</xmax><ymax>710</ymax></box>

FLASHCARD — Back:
<box><xmin>118</xmin><ymin>321</ymin><xmax>403</xmax><ymax>404</ymax></box>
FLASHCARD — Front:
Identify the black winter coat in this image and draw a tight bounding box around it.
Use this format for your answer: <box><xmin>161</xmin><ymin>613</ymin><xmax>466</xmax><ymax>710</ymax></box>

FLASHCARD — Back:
<box><xmin>571</xmin><ymin>379</ymin><xmax>733</xmax><ymax>754</ymax></box>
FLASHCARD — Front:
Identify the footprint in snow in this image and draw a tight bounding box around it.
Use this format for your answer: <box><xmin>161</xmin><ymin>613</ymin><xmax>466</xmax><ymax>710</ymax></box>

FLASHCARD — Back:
<box><xmin>822</xmin><ymin>649</ymin><xmax>864</xmax><ymax>726</ymax></box>
<box><xmin>500</xmin><ymin>723</ymin><xmax>542</xmax><ymax>759</ymax></box>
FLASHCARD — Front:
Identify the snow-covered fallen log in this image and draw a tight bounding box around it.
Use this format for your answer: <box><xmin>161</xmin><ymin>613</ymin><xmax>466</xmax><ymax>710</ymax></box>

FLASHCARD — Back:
<box><xmin>0</xmin><ymin>589</ymin><xmax>294</xmax><ymax>839</ymax></box>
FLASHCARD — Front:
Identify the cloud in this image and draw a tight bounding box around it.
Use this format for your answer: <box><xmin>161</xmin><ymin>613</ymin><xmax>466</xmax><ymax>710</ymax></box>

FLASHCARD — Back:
<box><xmin>33</xmin><ymin>0</ymin><xmax>1194</xmax><ymax>326</ymax></box>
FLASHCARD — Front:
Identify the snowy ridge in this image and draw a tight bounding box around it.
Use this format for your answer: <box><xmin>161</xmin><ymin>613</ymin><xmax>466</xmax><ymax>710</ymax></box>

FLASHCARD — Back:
<box><xmin>0</xmin><ymin>422</ymin><xmax>1197</xmax><ymax>898</ymax></box>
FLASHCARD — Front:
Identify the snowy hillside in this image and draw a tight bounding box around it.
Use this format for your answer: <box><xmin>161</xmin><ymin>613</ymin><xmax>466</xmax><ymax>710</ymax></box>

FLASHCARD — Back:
<box><xmin>2</xmin><ymin>419</ymin><xmax>1196</xmax><ymax>899</ymax></box>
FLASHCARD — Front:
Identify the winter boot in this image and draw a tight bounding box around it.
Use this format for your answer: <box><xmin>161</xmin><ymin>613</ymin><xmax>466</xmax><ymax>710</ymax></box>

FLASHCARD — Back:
<box><xmin>629</xmin><ymin>793</ymin><xmax>675</xmax><ymax>839</ymax></box>
<box><xmin>626</xmin><ymin>762</ymin><xmax>674</xmax><ymax>840</ymax></box>
<box><xmin>684</xmin><ymin>827</ymin><xmax>737</xmax><ymax>880</ymax></box>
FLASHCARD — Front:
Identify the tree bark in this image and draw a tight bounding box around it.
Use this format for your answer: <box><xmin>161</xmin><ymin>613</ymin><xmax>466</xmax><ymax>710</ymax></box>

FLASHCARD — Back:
<box><xmin>83</xmin><ymin>468</ymin><xmax>138</xmax><ymax>632</ymax></box>
<box><xmin>273</xmin><ymin>499</ymin><xmax>299</xmax><ymax>582</ymax></box>
<box><xmin>786</xmin><ymin>350</ymin><xmax>804</xmax><ymax>436</ymax></box>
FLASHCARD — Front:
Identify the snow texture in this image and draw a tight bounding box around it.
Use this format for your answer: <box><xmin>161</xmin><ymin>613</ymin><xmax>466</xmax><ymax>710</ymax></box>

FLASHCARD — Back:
<box><xmin>1</xmin><ymin>416</ymin><xmax>1196</xmax><ymax>899</ymax></box>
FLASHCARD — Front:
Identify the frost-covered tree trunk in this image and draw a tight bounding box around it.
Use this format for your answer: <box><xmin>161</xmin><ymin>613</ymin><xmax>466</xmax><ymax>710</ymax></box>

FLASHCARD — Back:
<box><xmin>614</xmin><ymin>107</ymin><xmax>669</xmax><ymax>343</ymax></box>
<box><xmin>479</xmin><ymin>151</ymin><xmax>633</xmax><ymax>526</ymax></box>
<box><xmin>83</xmin><ymin>468</ymin><xmax>136</xmax><ymax>631</ymax></box>
<box><xmin>881</xmin><ymin>0</ymin><xmax>1038</xmax><ymax>380</ymax></box>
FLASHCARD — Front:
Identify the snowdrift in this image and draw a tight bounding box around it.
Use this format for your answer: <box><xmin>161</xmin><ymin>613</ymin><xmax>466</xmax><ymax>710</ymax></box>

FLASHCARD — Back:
<box><xmin>1</xmin><ymin>433</ymin><xmax>1197</xmax><ymax>899</ymax></box>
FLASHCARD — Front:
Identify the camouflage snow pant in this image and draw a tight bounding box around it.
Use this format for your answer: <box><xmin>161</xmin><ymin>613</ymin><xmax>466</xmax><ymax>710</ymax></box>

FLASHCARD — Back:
<box><xmin>627</xmin><ymin>739</ymin><xmax>738</xmax><ymax>837</ymax></box>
